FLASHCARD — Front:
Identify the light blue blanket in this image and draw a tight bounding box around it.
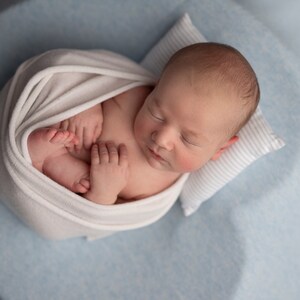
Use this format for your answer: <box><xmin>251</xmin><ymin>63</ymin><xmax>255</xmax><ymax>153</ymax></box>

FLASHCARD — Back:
<box><xmin>0</xmin><ymin>0</ymin><xmax>299</xmax><ymax>299</ymax></box>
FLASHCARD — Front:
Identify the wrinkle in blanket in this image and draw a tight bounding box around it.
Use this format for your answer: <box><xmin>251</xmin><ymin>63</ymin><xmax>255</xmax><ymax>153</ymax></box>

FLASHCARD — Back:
<box><xmin>0</xmin><ymin>49</ymin><xmax>189</xmax><ymax>240</ymax></box>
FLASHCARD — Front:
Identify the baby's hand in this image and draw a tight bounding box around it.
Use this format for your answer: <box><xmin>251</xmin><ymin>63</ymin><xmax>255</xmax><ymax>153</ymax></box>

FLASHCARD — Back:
<box><xmin>60</xmin><ymin>103</ymin><xmax>103</xmax><ymax>150</ymax></box>
<box><xmin>84</xmin><ymin>141</ymin><xmax>129</xmax><ymax>205</ymax></box>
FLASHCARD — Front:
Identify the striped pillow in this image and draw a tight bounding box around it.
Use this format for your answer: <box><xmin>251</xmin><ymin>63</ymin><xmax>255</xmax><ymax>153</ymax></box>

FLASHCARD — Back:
<box><xmin>141</xmin><ymin>13</ymin><xmax>285</xmax><ymax>216</ymax></box>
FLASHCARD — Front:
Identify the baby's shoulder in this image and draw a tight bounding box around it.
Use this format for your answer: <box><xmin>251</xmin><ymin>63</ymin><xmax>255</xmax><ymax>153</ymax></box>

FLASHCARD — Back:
<box><xmin>114</xmin><ymin>85</ymin><xmax>153</xmax><ymax>113</ymax></box>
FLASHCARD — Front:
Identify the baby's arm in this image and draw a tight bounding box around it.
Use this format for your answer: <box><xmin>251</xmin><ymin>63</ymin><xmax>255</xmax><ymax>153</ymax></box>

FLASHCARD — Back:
<box><xmin>60</xmin><ymin>103</ymin><xmax>103</xmax><ymax>150</ymax></box>
<box><xmin>83</xmin><ymin>141</ymin><xmax>129</xmax><ymax>205</ymax></box>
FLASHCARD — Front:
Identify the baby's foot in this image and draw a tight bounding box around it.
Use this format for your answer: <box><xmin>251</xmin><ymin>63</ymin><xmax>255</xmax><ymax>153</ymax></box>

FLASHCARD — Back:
<box><xmin>46</xmin><ymin>128</ymin><xmax>79</xmax><ymax>147</ymax></box>
<box><xmin>28</xmin><ymin>128</ymin><xmax>79</xmax><ymax>170</ymax></box>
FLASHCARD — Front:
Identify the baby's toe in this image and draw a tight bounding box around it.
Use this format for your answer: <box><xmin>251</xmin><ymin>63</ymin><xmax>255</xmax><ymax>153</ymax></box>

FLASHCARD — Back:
<box><xmin>49</xmin><ymin>130</ymin><xmax>65</xmax><ymax>143</ymax></box>
<box><xmin>45</xmin><ymin>128</ymin><xmax>58</xmax><ymax>141</ymax></box>
<box><xmin>65</xmin><ymin>132</ymin><xmax>79</xmax><ymax>146</ymax></box>
<box><xmin>73</xmin><ymin>182</ymin><xmax>89</xmax><ymax>194</ymax></box>
<box><xmin>79</xmin><ymin>178</ymin><xmax>90</xmax><ymax>190</ymax></box>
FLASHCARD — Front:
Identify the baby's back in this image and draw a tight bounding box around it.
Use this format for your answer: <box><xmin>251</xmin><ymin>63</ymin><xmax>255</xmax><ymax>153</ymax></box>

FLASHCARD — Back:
<box><xmin>100</xmin><ymin>86</ymin><xmax>180</xmax><ymax>201</ymax></box>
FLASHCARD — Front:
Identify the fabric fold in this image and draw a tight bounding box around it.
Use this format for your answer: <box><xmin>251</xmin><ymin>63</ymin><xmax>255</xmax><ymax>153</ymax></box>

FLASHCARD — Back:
<box><xmin>0</xmin><ymin>49</ymin><xmax>189</xmax><ymax>240</ymax></box>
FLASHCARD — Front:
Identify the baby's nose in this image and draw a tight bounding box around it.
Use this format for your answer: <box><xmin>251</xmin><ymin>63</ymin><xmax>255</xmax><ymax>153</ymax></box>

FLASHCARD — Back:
<box><xmin>151</xmin><ymin>127</ymin><xmax>175</xmax><ymax>151</ymax></box>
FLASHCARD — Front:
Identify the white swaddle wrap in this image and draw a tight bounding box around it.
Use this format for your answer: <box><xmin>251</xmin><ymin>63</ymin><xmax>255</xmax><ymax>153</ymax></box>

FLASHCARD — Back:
<box><xmin>0</xmin><ymin>49</ymin><xmax>189</xmax><ymax>240</ymax></box>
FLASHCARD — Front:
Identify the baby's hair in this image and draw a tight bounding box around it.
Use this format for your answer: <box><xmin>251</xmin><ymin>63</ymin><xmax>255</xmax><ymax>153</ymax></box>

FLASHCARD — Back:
<box><xmin>164</xmin><ymin>42</ymin><xmax>260</xmax><ymax>138</ymax></box>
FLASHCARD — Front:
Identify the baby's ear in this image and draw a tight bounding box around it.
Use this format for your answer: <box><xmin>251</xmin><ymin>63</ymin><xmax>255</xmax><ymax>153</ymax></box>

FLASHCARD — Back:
<box><xmin>211</xmin><ymin>136</ymin><xmax>239</xmax><ymax>161</ymax></box>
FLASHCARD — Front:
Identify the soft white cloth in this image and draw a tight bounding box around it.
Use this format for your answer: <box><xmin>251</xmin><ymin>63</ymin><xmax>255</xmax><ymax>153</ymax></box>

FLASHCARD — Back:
<box><xmin>0</xmin><ymin>49</ymin><xmax>189</xmax><ymax>240</ymax></box>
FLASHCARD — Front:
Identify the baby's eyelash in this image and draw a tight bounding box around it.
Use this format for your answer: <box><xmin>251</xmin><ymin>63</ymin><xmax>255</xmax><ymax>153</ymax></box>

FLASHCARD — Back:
<box><xmin>181</xmin><ymin>135</ymin><xmax>199</xmax><ymax>147</ymax></box>
<box><xmin>148</xmin><ymin>107</ymin><xmax>164</xmax><ymax>121</ymax></box>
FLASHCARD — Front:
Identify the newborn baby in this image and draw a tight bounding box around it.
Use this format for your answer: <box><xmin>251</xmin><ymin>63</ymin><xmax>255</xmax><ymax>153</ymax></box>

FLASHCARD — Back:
<box><xmin>28</xmin><ymin>42</ymin><xmax>260</xmax><ymax>205</ymax></box>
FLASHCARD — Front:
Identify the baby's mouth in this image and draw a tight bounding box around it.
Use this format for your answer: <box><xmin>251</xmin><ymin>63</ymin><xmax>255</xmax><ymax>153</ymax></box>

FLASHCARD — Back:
<box><xmin>148</xmin><ymin>147</ymin><xmax>165</xmax><ymax>161</ymax></box>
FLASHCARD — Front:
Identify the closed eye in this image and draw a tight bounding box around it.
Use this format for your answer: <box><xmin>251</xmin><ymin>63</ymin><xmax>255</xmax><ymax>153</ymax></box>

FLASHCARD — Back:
<box><xmin>181</xmin><ymin>135</ymin><xmax>200</xmax><ymax>147</ymax></box>
<box><xmin>148</xmin><ymin>107</ymin><xmax>164</xmax><ymax>121</ymax></box>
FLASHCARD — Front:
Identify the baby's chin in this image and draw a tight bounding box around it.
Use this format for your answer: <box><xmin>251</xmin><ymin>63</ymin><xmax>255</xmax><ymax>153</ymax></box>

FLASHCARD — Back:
<box><xmin>174</xmin><ymin>162</ymin><xmax>205</xmax><ymax>173</ymax></box>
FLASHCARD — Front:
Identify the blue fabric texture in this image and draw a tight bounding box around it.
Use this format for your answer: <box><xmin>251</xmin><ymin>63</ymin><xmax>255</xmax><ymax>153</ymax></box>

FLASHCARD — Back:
<box><xmin>0</xmin><ymin>0</ymin><xmax>299</xmax><ymax>299</ymax></box>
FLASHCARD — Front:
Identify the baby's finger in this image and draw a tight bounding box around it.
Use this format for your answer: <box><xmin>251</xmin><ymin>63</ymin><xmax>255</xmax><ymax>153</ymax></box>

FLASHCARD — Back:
<box><xmin>119</xmin><ymin>144</ymin><xmax>128</xmax><ymax>167</ymax></box>
<box><xmin>83</xmin><ymin>127</ymin><xmax>93</xmax><ymax>150</ymax></box>
<box><xmin>91</xmin><ymin>144</ymin><xmax>100</xmax><ymax>165</ymax></box>
<box><xmin>65</xmin><ymin>131</ymin><xmax>79</xmax><ymax>146</ymax></box>
<box><xmin>93</xmin><ymin>124</ymin><xmax>102</xmax><ymax>143</ymax></box>
<box><xmin>106</xmin><ymin>142</ymin><xmax>119</xmax><ymax>164</ymax></box>
<box><xmin>75</xmin><ymin>125</ymin><xmax>83</xmax><ymax>150</ymax></box>
<box><xmin>60</xmin><ymin>119</ymin><xmax>69</xmax><ymax>131</ymax></box>
<box><xmin>68</xmin><ymin>121</ymin><xmax>76</xmax><ymax>135</ymax></box>
<box><xmin>98</xmin><ymin>142</ymin><xmax>109</xmax><ymax>163</ymax></box>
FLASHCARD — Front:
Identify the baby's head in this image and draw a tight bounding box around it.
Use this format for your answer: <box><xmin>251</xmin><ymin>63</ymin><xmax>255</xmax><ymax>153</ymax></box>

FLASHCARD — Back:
<box><xmin>134</xmin><ymin>42</ymin><xmax>260</xmax><ymax>173</ymax></box>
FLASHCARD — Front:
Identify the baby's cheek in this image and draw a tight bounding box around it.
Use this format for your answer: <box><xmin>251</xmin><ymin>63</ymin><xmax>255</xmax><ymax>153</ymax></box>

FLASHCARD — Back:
<box><xmin>136</xmin><ymin>120</ymin><xmax>147</xmax><ymax>136</ymax></box>
<box><xmin>175</xmin><ymin>154</ymin><xmax>203</xmax><ymax>172</ymax></box>
<box><xmin>134</xmin><ymin>114</ymin><xmax>150</xmax><ymax>140</ymax></box>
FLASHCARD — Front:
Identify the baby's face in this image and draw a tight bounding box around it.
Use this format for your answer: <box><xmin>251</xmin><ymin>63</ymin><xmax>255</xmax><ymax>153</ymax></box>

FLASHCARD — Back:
<box><xmin>134</xmin><ymin>69</ymin><xmax>237</xmax><ymax>174</ymax></box>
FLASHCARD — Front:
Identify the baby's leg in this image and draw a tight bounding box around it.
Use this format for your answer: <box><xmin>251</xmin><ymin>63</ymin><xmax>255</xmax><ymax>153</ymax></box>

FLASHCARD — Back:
<box><xmin>28</xmin><ymin>128</ymin><xmax>90</xmax><ymax>193</ymax></box>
